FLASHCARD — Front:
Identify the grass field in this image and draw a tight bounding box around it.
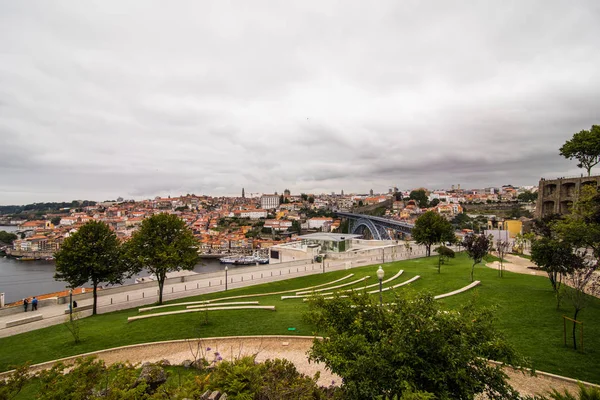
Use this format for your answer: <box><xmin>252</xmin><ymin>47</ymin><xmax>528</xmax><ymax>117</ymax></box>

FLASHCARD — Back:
<box><xmin>1</xmin><ymin>253</ymin><xmax>599</xmax><ymax>384</ymax></box>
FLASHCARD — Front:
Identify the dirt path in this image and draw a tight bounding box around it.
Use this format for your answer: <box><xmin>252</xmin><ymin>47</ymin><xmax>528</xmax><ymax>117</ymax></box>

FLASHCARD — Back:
<box><xmin>12</xmin><ymin>336</ymin><xmax>595</xmax><ymax>398</ymax></box>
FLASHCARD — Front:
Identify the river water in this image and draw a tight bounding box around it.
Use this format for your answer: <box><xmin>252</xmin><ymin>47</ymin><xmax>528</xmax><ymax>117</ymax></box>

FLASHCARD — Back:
<box><xmin>0</xmin><ymin>226</ymin><xmax>229</xmax><ymax>304</ymax></box>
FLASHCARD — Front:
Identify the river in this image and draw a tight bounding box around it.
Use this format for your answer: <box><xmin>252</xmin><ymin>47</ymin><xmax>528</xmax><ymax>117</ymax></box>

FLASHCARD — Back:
<box><xmin>0</xmin><ymin>225</ymin><xmax>231</xmax><ymax>304</ymax></box>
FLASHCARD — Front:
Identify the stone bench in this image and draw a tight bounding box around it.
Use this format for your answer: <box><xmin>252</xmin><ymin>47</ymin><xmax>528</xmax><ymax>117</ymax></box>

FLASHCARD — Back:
<box><xmin>5</xmin><ymin>314</ymin><xmax>43</xmax><ymax>328</ymax></box>
<box><xmin>434</xmin><ymin>281</ymin><xmax>481</xmax><ymax>300</ymax></box>
<box><xmin>64</xmin><ymin>304</ymin><xmax>94</xmax><ymax>314</ymax></box>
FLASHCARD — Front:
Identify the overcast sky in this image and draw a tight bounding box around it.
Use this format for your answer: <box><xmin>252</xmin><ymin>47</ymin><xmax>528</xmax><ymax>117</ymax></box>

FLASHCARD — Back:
<box><xmin>1</xmin><ymin>1</ymin><xmax>599</xmax><ymax>205</ymax></box>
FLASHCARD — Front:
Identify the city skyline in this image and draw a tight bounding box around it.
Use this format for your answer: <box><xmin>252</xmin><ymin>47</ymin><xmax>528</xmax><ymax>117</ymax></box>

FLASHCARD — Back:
<box><xmin>1</xmin><ymin>1</ymin><xmax>599</xmax><ymax>204</ymax></box>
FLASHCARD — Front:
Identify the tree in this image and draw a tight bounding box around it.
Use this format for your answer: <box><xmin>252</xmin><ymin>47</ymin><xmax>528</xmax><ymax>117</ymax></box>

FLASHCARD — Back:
<box><xmin>517</xmin><ymin>191</ymin><xmax>538</xmax><ymax>203</ymax></box>
<box><xmin>0</xmin><ymin>363</ymin><xmax>30</xmax><ymax>400</ymax></box>
<box><xmin>559</xmin><ymin>125</ymin><xmax>600</xmax><ymax>176</ymax></box>
<box><xmin>463</xmin><ymin>233</ymin><xmax>491</xmax><ymax>282</ymax></box>
<box><xmin>409</xmin><ymin>189</ymin><xmax>429</xmax><ymax>208</ymax></box>
<box><xmin>496</xmin><ymin>239</ymin><xmax>511</xmax><ymax>277</ymax></box>
<box><xmin>434</xmin><ymin>245</ymin><xmax>455</xmax><ymax>273</ymax></box>
<box><xmin>0</xmin><ymin>231</ymin><xmax>17</xmax><ymax>245</ymax></box>
<box><xmin>291</xmin><ymin>220</ymin><xmax>301</xmax><ymax>235</ymax></box>
<box><xmin>531</xmin><ymin>237</ymin><xmax>577</xmax><ymax>309</ymax></box>
<box><xmin>305</xmin><ymin>291</ymin><xmax>526</xmax><ymax>400</ymax></box>
<box><xmin>411</xmin><ymin>211</ymin><xmax>455</xmax><ymax>256</ymax></box>
<box><xmin>429</xmin><ymin>198</ymin><xmax>440</xmax><ymax>208</ymax></box>
<box><xmin>451</xmin><ymin>212</ymin><xmax>472</xmax><ymax>230</ymax></box>
<box><xmin>564</xmin><ymin>257</ymin><xmax>599</xmax><ymax>350</ymax></box>
<box><xmin>308</xmin><ymin>196</ymin><xmax>314</xmax><ymax>204</ymax></box>
<box><xmin>50</xmin><ymin>216</ymin><xmax>62</xmax><ymax>226</ymax></box>
<box><xmin>124</xmin><ymin>213</ymin><xmax>199</xmax><ymax>304</ymax></box>
<box><xmin>550</xmin><ymin>185</ymin><xmax>600</xmax><ymax>348</ymax></box>
<box><xmin>54</xmin><ymin>221</ymin><xmax>125</xmax><ymax>315</ymax></box>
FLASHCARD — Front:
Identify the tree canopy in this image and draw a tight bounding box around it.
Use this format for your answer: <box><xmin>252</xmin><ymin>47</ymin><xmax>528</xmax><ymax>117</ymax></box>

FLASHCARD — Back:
<box><xmin>0</xmin><ymin>230</ymin><xmax>17</xmax><ymax>245</ymax></box>
<box><xmin>545</xmin><ymin>185</ymin><xmax>600</xmax><ymax>348</ymax></box>
<box><xmin>305</xmin><ymin>291</ymin><xmax>526</xmax><ymax>400</ymax></box>
<box><xmin>517</xmin><ymin>190</ymin><xmax>538</xmax><ymax>203</ymax></box>
<box><xmin>409</xmin><ymin>189</ymin><xmax>429</xmax><ymax>208</ymax></box>
<box><xmin>411</xmin><ymin>211</ymin><xmax>455</xmax><ymax>256</ymax></box>
<box><xmin>434</xmin><ymin>245</ymin><xmax>455</xmax><ymax>273</ymax></box>
<box><xmin>531</xmin><ymin>237</ymin><xmax>578</xmax><ymax>309</ymax></box>
<box><xmin>54</xmin><ymin>221</ymin><xmax>125</xmax><ymax>314</ymax></box>
<box><xmin>559</xmin><ymin>125</ymin><xmax>600</xmax><ymax>176</ymax></box>
<box><xmin>463</xmin><ymin>233</ymin><xmax>491</xmax><ymax>282</ymax></box>
<box><xmin>124</xmin><ymin>213</ymin><xmax>199</xmax><ymax>304</ymax></box>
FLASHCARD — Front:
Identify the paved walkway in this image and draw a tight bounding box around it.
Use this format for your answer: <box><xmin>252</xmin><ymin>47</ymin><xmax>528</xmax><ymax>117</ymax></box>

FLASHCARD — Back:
<box><xmin>0</xmin><ymin>245</ymin><xmax>433</xmax><ymax>337</ymax></box>
<box><xmin>486</xmin><ymin>254</ymin><xmax>547</xmax><ymax>277</ymax></box>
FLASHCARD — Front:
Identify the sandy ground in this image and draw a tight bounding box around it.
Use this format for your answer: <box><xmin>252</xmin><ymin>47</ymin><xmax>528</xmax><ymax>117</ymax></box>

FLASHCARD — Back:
<box><xmin>13</xmin><ymin>336</ymin><xmax>593</xmax><ymax>398</ymax></box>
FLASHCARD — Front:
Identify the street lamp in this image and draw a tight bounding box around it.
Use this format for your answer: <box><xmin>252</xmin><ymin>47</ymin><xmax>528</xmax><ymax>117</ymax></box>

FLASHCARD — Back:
<box><xmin>225</xmin><ymin>266</ymin><xmax>228</xmax><ymax>291</ymax></box>
<box><xmin>376</xmin><ymin>266</ymin><xmax>385</xmax><ymax>306</ymax></box>
<box><xmin>69</xmin><ymin>289</ymin><xmax>73</xmax><ymax>322</ymax></box>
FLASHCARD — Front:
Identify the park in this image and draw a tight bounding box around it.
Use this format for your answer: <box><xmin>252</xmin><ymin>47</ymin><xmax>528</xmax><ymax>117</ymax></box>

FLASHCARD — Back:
<box><xmin>1</xmin><ymin>251</ymin><xmax>599</xmax><ymax>398</ymax></box>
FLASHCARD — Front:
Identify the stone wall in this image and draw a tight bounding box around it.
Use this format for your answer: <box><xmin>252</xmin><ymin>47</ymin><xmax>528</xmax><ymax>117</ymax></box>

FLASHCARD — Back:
<box><xmin>536</xmin><ymin>175</ymin><xmax>600</xmax><ymax>218</ymax></box>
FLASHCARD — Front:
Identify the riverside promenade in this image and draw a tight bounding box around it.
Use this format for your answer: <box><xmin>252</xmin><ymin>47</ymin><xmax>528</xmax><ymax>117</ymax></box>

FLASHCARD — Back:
<box><xmin>0</xmin><ymin>243</ymin><xmax>431</xmax><ymax>338</ymax></box>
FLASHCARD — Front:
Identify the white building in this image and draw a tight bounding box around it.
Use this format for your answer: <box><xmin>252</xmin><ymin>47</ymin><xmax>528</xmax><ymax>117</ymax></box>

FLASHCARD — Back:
<box><xmin>239</xmin><ymin>209</ymin><xmax>268</xmax><ymax>219</ymax></box>
<box><xmin>308</xmin><ymin>217</ymin><xmax>333</xmax><ymax>230</ymax></box>
<box><xmin>260</xmin><ymin>194</ymin><xmax>280</xmax><ymax>210</ymax></box>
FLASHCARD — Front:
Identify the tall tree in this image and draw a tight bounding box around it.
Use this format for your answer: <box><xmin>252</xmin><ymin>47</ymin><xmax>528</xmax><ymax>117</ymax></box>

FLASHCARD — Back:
<box><xmin>411</xmin><ymin>211</ymin><xmax>455</xmax><ymax>256</ymax></box>
<box><xmin>463</xmin><ymin>233</ymin><xmax>491</xmax><ymax>282</ymax></box>
<box><xmin>124</xmin><ymin>213</ymin><xmax>199</xmax><ymax>304</ymax></box>
<box><xmin>54</xmin><ymin>221</ymin><xmax>125</xmax><ymax>315</ymax></box>
<box><xmin>305</xmin><ymin>291</ymin><xmax>526</xmax><ymax>400</ymax></box>
<box><xmin>559</xmin><ymin>125</ymin><xmax>600</xmax><ymax>176</ymax></box>
<box><xmin>531</xmin><ymin>237</ymin><xmax>577</xmax><ymax>309</ymax></box>
<box><xmin>550</xmin><ymin>185</ymin><xmax>600</xmax><ymax>348</ymax></box>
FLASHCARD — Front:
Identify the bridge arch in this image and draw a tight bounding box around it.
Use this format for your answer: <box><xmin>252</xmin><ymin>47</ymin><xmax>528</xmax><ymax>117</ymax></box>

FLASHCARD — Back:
<box><xmin>350</xmin><ymin>218</ymin><xmax>391</xmax><ymax>240</ymax></box>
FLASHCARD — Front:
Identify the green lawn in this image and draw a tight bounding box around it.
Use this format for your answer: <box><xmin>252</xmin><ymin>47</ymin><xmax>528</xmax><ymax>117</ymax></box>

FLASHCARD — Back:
<box><xmin>1</xmin><ymin>253</ymin><xmax>599</xmax><ymax>384</ymax></box>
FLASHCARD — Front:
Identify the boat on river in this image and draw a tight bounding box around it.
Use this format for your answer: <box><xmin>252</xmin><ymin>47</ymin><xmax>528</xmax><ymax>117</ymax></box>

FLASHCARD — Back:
<box><xmin>219</xmin><ymin>254</ymin><xmax>269</xmax><ymax>265</ymax></box>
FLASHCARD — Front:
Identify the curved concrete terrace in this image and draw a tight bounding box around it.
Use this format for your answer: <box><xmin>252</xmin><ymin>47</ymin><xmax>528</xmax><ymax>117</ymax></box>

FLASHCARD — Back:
<box><xmin>302</xmin><ymin>275</ymin><xmax>421</xmax><ymax>301</ymax></box>
<box><xmin>128</xmin><ymin>305</ymin><xmax>276</xmax><ymax>322</ymax></box>
<box><xmin>433</xmin><ymin>281</ymin><xmax>481</xmax><ymax>300</ymax></box>
<box><xmin>186</xmin><ymin>301</ymin><xmax>258</xmax><ymax>309</ymax></box>
<box><xmin>293</xmin><ymin>276</ymin><xmax>370</xmax><ymax>296</ymax></box>
<box><xmin>137</xmin><ymin>273</ymin><xmax>355</xmax><ymax>313</ymax></box>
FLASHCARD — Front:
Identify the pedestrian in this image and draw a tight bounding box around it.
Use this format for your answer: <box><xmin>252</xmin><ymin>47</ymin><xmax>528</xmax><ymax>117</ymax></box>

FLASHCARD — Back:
<box><xmin>23</xmin><ymin>298</ymin><xmax>28</xmax><ymax>312</ymax></box>
<box><xmin>31</xmin><ymin>296</ymin><xmax>38</xmax><ymax>311</ymax></box>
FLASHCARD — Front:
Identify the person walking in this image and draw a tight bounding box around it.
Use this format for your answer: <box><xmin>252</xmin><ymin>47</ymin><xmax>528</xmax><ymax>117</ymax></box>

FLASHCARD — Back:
<box><xmin>31</xmin><ymin>296</ymin><xmax>38</xmax><ymax>311</ymax></box>
<box><xmin>23</xmin><ymin>298</ymin><xmax>29</xmax><ymax>312</ymax></box>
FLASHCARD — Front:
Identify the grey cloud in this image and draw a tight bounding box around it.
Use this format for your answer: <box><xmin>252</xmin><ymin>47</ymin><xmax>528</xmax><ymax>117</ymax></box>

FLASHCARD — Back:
<box><xmin>1</xmin><ymin>1</ymin><xmax>600</xmax><ymax>204</ymax></box>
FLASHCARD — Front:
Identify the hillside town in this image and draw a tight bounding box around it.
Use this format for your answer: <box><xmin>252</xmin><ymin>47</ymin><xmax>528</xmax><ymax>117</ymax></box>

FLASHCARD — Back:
<box><xmin>0</xmin><ymin>184</ymin><xmax>538</xmax><ymax>260</ymax></box>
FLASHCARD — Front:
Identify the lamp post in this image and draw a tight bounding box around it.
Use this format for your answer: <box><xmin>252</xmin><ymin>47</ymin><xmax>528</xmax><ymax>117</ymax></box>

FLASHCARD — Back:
<box><xmin>225</xmin><ymin>266</ymin><xmax>228</xmax><ymax>291</ymax></box>
<box><xmin>69</xmin><ymin>289</ymin><xmax>73</xmax><ymax>322</ymax></box>
<box><xmin>376</xmin><ymin>266</ymin><xmax>384</xmax><ymax>306</ymax></box>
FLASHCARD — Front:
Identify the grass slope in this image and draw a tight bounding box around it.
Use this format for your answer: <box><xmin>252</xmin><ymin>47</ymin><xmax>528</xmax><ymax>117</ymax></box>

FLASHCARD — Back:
<box><xmin>1</xmin><ymin>253</ymin><xmax>599</xmax><ymax>384</ymax></box>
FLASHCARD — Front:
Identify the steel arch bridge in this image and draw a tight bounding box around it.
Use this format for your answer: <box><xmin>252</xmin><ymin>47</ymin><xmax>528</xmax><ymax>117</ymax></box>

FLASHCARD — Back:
<box><xmin>335</xmin><ymin>211</ymin><xmax>415</xmax><ymax>240</ymax></box>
